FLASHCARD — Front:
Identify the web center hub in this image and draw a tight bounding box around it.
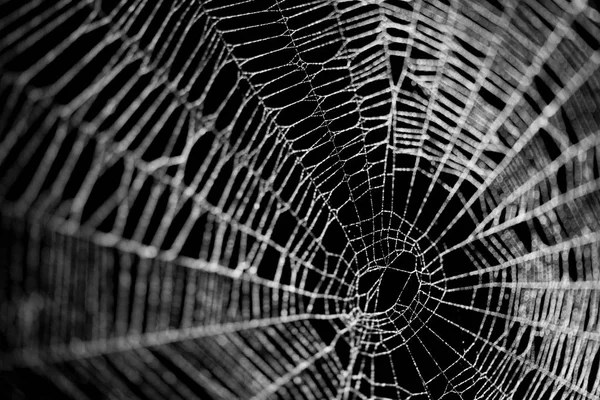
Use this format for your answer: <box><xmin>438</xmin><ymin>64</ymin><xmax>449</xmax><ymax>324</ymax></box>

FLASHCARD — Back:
<box><xmin>358</xmin><ymin>252</ymin><xmax>421</xmax><ymax>313</ymax></box>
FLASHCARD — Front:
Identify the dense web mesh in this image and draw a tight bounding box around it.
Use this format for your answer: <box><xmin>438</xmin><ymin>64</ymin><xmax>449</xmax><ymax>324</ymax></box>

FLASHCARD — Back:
<box><xmin>1</xmin><ymin>0</ymin><xmax>600</xmax><ymax>399</ymax></box>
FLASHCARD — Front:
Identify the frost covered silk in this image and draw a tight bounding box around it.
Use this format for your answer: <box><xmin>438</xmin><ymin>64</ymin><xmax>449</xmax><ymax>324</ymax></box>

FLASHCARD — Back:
<box><xmin>1</xmin><ymin>1</ymin><xmax>599</xmax><ymax>399</ymax></box>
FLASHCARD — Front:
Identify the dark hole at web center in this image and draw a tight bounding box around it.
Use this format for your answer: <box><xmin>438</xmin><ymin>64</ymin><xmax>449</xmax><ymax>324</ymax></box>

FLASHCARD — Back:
<box><xmin>359</xmin><ymin>252</ymin><xmax>420</xmax><ymax>313</ymax></box>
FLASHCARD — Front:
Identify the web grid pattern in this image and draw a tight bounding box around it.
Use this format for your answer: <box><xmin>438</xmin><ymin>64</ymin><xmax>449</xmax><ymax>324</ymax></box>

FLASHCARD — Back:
<box><xmin>0</xmin><ymin>0</ymin><xmax>599</xmax><ymax>399</ymax></box>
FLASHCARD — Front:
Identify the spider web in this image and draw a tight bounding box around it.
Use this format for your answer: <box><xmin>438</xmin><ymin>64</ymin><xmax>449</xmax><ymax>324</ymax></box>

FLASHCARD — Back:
<box><xmin>1</xmin><ymin>0</ymin><xmax>599</xmax><ymax>399</ymax></box>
